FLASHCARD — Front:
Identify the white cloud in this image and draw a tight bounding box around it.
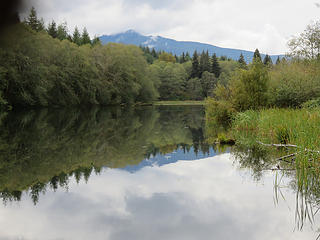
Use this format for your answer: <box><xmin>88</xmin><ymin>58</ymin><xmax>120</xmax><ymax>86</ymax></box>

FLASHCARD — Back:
<box><xmin>23</xmin><ymin>0</ymin><xmax>320</xmax><ymax>54</ymax></box>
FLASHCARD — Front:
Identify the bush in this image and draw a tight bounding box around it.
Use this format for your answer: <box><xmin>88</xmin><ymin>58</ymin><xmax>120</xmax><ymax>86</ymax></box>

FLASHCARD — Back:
<box><xmin>301</xmin><ymin>97</ymin><xmax>320</xmax><ymax>109</ymax></box>
<box><xmin>205</xmin><ymin>97</ymin><xmax>235</xmax><ymax>124</ymax></box>
<box><xmin>269</xmin><ymin>61</ymin><xmax>320</xmax><ymax>107</ymax></box>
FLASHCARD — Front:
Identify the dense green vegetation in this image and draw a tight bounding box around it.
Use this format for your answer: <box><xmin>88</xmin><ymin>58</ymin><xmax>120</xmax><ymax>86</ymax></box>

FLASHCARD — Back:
<box><xmin>229</xmin><ymin>109</ymin><xmax>320</xmax><ymax>204</ymax></box>
<box><xmin>0</xmin><ymin>25</ymin><xmax>158</xmax><ymax>107</ymax></box>
<box><xmin>141</xmin><ymin>46</ymin><xmax>241</xmax><ymax>101</ymax></box>
<box><xmin>206</xmin><ymin>21</ymin><xmax>320</xmax><ymax>124</ymax></box>
<box><xmin>0</xmin><ymin>7</ymin><xmax>251</xmax><ymax>109</ymax></box>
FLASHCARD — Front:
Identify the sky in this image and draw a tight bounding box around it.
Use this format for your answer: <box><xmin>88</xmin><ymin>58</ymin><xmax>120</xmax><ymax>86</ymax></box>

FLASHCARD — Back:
<box><xmin>22</xmin><ymin>0</ymin><xmax>320</xmax><ymax>55</ymax></box>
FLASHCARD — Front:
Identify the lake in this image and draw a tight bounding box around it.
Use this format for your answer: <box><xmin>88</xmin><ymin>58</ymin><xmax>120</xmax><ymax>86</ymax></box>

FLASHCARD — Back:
<box><xmin>0</xmin><ymin>106</ymin><xmax>318</xmax><ymax>240</ymax></box>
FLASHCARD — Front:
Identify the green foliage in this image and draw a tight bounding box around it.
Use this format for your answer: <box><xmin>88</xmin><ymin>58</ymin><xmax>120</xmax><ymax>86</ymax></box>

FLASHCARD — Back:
<box><xmin>24</xmin><ymin>7</ymin><xmax>45</xmax><ymax>32</ymax></box>
<box><xmin>81</xmin><ymin>27</ymin><xmax>91</xmax><ymax>45</ymax></box>
<box><xmin>72</xmin><ymin>26</ymin><xmax>81</xmax><ymax>46</ymax></box>
<box><xmin>229</xmin><ymin>108</ymin><xmax>320</xmax><ymax>187</ymax></box>
<box><xmin>301</xmin><ymin>97</ymin><xmax>320</xmax><ymax>109</ymax></box>
<box><xmin>231</xmin><ymin>108</ymin><xmax>320</xmax><ymax>149</ymax></box>
<box><xmin>238</xmin><ymin>53</ymin><xmax>247</xmax><ymax>69</ymax></box>
<box><xmin>263</xmin><ymin>54</ymin><xmax>273</xmax><ymax>66</ymax></box>
<box><xmin>186</xmin><ymin>78</ymin><xmax>203</xmax><ymax>100</ymax></box>
<box><xmin>275</xmin><ymin>125</ymin><xmax>290</xmax><ymax>144</ymax></box>
<box><xmin>199</xmin><ymin>51</ymin><xmax>210</xmax><ymax>76</ymax></box>
<box><xmin>211</xmin><ymin>53</ymin><xmax>221</xmax><ymax>78</ymax></box>
<box><xmin>218</xmin><ymin>60</ymin><xmax>239</xmax><ymax>86</ymax></box>
<box><xmin>92</xmin><ymin>36</ymin><xmax>101</xmax><ymax>46</ymax></box>
<box><xmin>56</xmin><ymin>22</ymin><xmax>68</xmax><ymax>41</ymax></box>
<box><xmin>191</xmin><ymin>51</ymin><xmax>200</xmax><ymax>78</ymax></box>
<box><xmin>288</xmin><ymin>21</ymin><xmax>320</xmax><ymax>59</ymax></box>
<box><xmin>0</xmin><ymin>24</ymin><xmax>159</xmax><ymax>107</ymax></box>
<box><xmin>269</xmin><ymin>60</ymin><xmax>320</xmax><ymax>107</ymax></box>
<box><xmin>206</xmin><ymin>96</ymin><xmax>236</xmax><ymax>124</ymax></box>
<box><xmin>200</xmin><ymin>71</ymin><xmax>217</xmax><ymax>98</ymax></box>
<box><xmin>151</xmin><ymin>61</ymin><xmax>187</xmax><ymax>100</ymax></box>
<box><xmin>253</xmin><ymin>49</ymin><xmax>262</xmax><ymax>63</ymax></box>
<box><xmin>47</xmin><ymin>20</ymin><xmax>58</xmax><ymax>38</ymax></box>
<box><xmin>231</xmin><ymin>62</ymin><xmax>269</xmax><ymax>110</ymax></box>
<box><xmin>206</xmin><ymin>62</ymin><xmax>269</xmax><ymax>123</ymax></box>
<box><xmin>159</xmin><ymin>52</ymin><xmax>176</xmax><ymax>63</ymax></box>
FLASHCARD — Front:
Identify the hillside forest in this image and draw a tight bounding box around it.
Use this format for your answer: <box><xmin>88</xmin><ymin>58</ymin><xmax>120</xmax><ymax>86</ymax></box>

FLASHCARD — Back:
<box><xmin>0</xmin><ymin>7</ymin><xmax>283</xmax><ymax>109</ymax></box>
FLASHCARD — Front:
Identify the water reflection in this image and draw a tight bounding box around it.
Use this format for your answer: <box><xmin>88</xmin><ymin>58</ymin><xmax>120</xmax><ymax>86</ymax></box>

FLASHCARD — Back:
<box><xmin>0</xmin><ymin>106</ymin><xmax>222</xmax><ymax>204</ymax></box>
<box><xmin>0</xmin><ymin>154</ymin><xmax>317</xmax><ymax>240</ymax></box>
<box><xmin>0</xmin><ymin>106</ymin><xmax>319</xmax><ymax>239</ymax></box>
<box><xmin>231</xmin><ymin>144</ymin><xmax>320</xmax><ymax>238</ymax></box>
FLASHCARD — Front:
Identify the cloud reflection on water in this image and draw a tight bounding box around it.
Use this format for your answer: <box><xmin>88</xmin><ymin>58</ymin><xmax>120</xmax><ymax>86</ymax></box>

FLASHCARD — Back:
<box><xmin>0</xmin><ymin>154</ymin><xmax>316</xmax><ymax>240</ymax></box>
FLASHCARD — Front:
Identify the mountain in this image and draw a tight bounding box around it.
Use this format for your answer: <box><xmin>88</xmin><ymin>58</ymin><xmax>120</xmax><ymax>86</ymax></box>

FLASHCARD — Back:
<box><xmin>99</xmin><ymin>30</ymin><xmax>283</xmax><ymax>63</ymax></box>
<box><xmin>122</xmin><ymin>146</ymin><xmax>222</xmax><ymax>173</ymax></box>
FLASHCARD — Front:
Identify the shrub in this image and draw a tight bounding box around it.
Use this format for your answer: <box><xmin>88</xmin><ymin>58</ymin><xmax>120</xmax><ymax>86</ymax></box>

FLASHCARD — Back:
<box><xmin>269</xmin><ymin>61</ymin><xmax>320</xmax><ymax>107</ymax></box>
<box><xmin>301</xmin><ymin>97</ymin><xmax>320</xmax><ymax>109</ymax></box>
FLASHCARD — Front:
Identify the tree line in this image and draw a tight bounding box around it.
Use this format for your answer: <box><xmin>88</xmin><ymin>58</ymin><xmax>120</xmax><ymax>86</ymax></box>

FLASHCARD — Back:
<box><xmin>0</xmin><ymin>7</ymin><xmax>160</xmax><ymax>108</ymax></box>
<box><xmin>0</xmin><ymin>7</ymin><xmax>283</xmax><ymax>109</ymax></box>
<box><xmin>24</xmin><ymin>7</ymin><xmax>101</xmax><ymax>46</ymax></box>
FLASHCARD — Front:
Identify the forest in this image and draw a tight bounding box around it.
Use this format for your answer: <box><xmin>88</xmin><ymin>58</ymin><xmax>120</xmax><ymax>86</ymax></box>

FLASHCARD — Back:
<box><xmin>0</xmin><ymin>7</ymin><xmax>279</xmax><ymax>109</ymax></box>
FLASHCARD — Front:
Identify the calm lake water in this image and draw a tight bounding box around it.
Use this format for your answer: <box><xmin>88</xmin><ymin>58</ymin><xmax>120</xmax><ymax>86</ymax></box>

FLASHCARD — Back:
<box><xmin>0</xmin><ymin>106</ymin><xmax>318</xmax><ymax>240</ymax></box>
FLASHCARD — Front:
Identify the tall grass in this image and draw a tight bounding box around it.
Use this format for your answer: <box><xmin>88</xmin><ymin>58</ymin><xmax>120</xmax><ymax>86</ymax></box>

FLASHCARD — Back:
<box><xmin>231</xmin><ymin>108</ymin><xmax>320</xmax><ymax>193</ymax></box>
<box><xmin>232</xmin><ymin>108</ymin><xmax>320</xmax><ymax>149</ymax></box>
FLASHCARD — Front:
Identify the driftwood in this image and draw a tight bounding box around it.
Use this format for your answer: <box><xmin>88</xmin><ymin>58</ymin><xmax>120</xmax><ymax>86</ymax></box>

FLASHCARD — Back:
<box><xmin>257</xmin><ymin>141</ymin><xmax>320</xmax><ymax>154</ymax></box>
<box><xmin>276</xmin><ymin>153</ymin><xmax>297</xmax><ymax>161</ymax></box>
<box><xmin>257</xmin><ymin>141</ymin><xmax>298</xmax><ymax>148</ymax></box>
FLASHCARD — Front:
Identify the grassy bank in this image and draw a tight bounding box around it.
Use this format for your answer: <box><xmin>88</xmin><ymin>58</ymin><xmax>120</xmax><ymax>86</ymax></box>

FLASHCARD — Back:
<box><xmin>231</xmin><ymin>108</ymin><xmax>320</xmax><ymax>149</ymax></box>
<box><xmin>206</xmin><ymin>107</ymin><xmax>320</xmax><ymax>193</ymax></box>
<box><xmin>153</xmin><ymin>101</ymin><xmax>205</xmax><ymax>106</ymax></box>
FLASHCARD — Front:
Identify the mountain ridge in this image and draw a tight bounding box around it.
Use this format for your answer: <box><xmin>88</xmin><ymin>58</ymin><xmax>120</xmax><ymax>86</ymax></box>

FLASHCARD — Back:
<box><xmin>99</xmin><ymin>30</ymin><xmax>284</xmax><ymax>63</ymax></box>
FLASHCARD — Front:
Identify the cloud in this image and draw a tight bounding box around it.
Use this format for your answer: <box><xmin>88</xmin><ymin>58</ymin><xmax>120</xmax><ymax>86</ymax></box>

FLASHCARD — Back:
<box><xmin>19</xmin><ymin>0</ymin><xmax>320</xmax><ymax>59</ymax></box>
<box><xmin>122</xmin><ymin>0</ymin><xmax>194</xmax><ymax>10</ymax></box>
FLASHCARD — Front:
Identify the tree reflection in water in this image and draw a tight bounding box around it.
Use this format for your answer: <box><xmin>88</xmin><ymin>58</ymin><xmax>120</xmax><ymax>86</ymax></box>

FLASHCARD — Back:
<box><xmin>0</xmin><ymin>106</ymin><xmax>219</xmax><ymax>204</ymax></box>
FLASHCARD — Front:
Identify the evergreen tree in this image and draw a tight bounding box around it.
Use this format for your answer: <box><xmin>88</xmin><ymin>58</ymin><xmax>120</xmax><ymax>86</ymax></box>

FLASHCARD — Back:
<box><xmin>253</xmin><ymin>49</ymin><xmax>262</xmax><ymax>63</ymax></box>
<box><xmin>199</xmin><ymin>50</ymin><xmax>210</xmax><ymax>76</ymax></box>
<box><xmin>72</xmin><ymin>27</ymin><xmax>81</xmax><ymax>46</ymax></box>
<box><xmin>81</xmin><ymin>27</ymin><xmax>91</xmax><ymax>45</ymax></box>
<box><xmin>185</xmin><ymin>52</ymin><xmax>191</xmax><ymax>61</ymax></box>
<box><xmin>263</xmin><ymin>54</ymin><xmax>273</xmax><ymax>66</ymax></box>
<box><xmin>25</xmin><ymin>7</ymin><xmax>44</xmax><ymax>32</ymax></box>
<box><xmin>211</xmin><ymin>53</ymin><xmax>221</xmax><ymax>78</ymax></box>
<box><xmin>57</xmin><ymin>22</ymin><xmax>68</xmax><ymax>40</ymax></box>
<box><xmin>151</xmin><ymin>48</ymin><xmax>157</xmax><ymax>58</ymax></box>
<box><xmin>92</xmin><ymin>36</ymin><xmax>101</xmax><ymax>46</ymax></box>
<box><xmin>220</xmin><ymin>56</ymin><xmax>227</xmax><ymax>61</ymax></box>
<box><xmin>276</xmin><ymin>56</ymin><xmax>281</xmax><ymax>65</ymax></box>
<box><xmin>191</xmin><ymin>51</ymin><xmax>200</xmax><ymax>78</ymax></box>
<box><xmin>174</xmin><ymin>54</ymin><xmax>178</xmax><ymax>62</ymax></box>
<box><xmin>200</xmin><ymin>71</ymin><xmax>217</xmax><ymax>98</ymax></box>
<box><xmin>38</xmin><ymin>18</ymin><xmax>45</xmax><ymax>32</ymax></box>
<box><xmin>238</xmin><ymin>53</ymin><xmax>247</xmax><ymax>69</ymax></box>
<box><xmin>180</xmin><ymin>52</ymin><xmax>186</xmax><ymax>63</ymax></box>
<box><xmin>47</xmin><ymin>20</ymin><xmax>58</xmax><ymax>38</ymax></box>
<box><xmin>67</xmin><ymin>34</ymin><xmax>73</xmax><ymax>42</ymax></box>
